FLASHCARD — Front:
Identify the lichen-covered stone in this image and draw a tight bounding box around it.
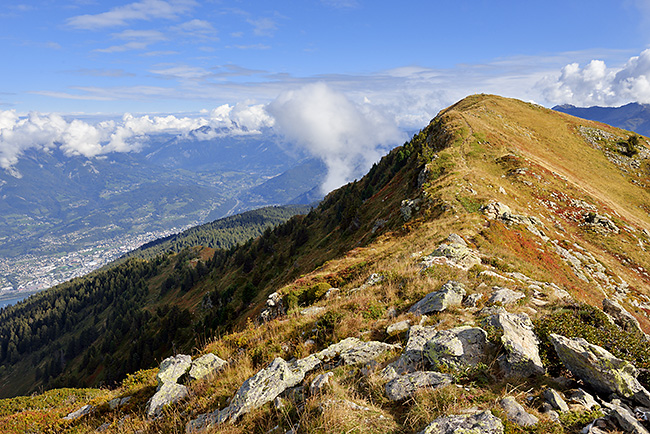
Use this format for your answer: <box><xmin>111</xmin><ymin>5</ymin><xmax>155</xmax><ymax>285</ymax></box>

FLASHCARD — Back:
<box><xmin>602</xmin><ymin>401</ymin><xmax>650</xmax><ymax>434</ymax></box>
<box><xmin>147</xmin><ymin>382</ymin><xmax>188</xmax><ymax>418</ymax></box>
<box><xmin>63</xmin><ymin>404</ymin><xmax>94</xmax><ymax>421</ymax></box>
<box><xmin>387</xmin><ymin>320</ymin><xmax>411</xmax><ymax>336</ymax></box>
<box><xmin>189</xmin><ymin>353</ymin><xmax>227</xmax><ymax>382</ymax></box>
<box><xmin>567</xmin><ymin>388</ymin><xmax>599</xmax><ymax>410</ymax></box>
<box><xmin>157</xmin><ymin>354</ymin><xmax>192</xmax><ymax>388</ymax></box>
<box><xmin>316</xmin><ymin>337</ymin><xmax>399</xmax><ymax>366</ymax></box>
<box><xmin>423</xmin><ymin>326</ymin><xmax>489</xmax><ymax>370</ymax></box>
<box><xmin>602</xmin><ymin>298</ymin><xmax>644</xmax><ymax>335</ymax></box>
<box><xmin>421</xmin><ymin>241</ymin><xmax>481</xmax><ymax>270</ymax></box>
<box><xmin>543</xmin><ymin>388</ymin><xmax>569</xmax><ymax>412</ymax></box>
<box><xmin>385</xmin><ymin>371</ymin><xmax>453</xmax><ymax>401</ymax></box>
<box><xmin>409</xmin><ymin>281</ymin><xmax>466</xmax><ymax>315</ymax></box>
<box><xmin>500</xmin><ymin>396</ymin><xmax>538</xmax><ymax>426</ymax></box>
<box><xmin>384</xmin><ymin>325</ymin><xmax>439</xmax><ymax>375</ymax></box>
<box><xmin>485</xmin><ymin>311</ymin><xmax>544</xmax><ymax>377</ymax></box>
<box><xmin>419</xmin><ymin>410</ymin><xmax>504</xmax><ymax>434</ymax></box>
<box><xmin>488</xmin><ymin>287</ymin><xmax>525</xmax><ymax>305</ymax></box>
<box><xmin>550</xmin><ymin>334</ymin><xmax>650</xmax><ymax>406</ymax></box>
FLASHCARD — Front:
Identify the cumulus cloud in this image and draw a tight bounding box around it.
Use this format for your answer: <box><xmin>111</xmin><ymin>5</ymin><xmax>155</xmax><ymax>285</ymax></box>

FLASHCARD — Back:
<box><xmin>540</xmin><ymin>49</ymin><xmax>650</xmax><ymax>106</ymax></box>
<box><xmin>266</xmin><ymin>83</ymin><xmax>406</xmax><ymax>193</ymax></box>
<box><xmin>0</xmin><ymin>103</ymin><xmax>274</xmax><ymax>170</ymax></box>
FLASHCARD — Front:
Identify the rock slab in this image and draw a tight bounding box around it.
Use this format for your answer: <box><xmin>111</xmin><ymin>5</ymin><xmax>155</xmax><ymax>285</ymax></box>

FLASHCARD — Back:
<box><xmin>419</xmin><ymin>410</ymin><xmax>504</xmax><ymax>434</ymax></box>
<box><xmin>385</xmin><ymin>371</ymin><xmax>453</xmax><ymax>401</ymax></box>
<box><xmin>189</xmin><ymin>353</ymin><xmax>227</xmax><ymax>382</ymax></box>
<box><xmin>409</xmin><ymin>281</ymin><xmax>466</xmax><ymax>315</ymax></box>
<box><xmin>423</xmin><ymin>326</ymin><xmax>489</xmax><ymax>370</ymax></box>
<box><xmin>486</xmin><ymin>311</ymin><xmax>544</xmax><ymax>377</ymax></box>
<box><xmin>500</xmin><ymin>396</ymin><xmax>538</xmax><ymax>427</ymax></box>
<box><xmin>550</xmin><ymin>334</ymin><xmax>650</xmax><ymax>406</ymax></box>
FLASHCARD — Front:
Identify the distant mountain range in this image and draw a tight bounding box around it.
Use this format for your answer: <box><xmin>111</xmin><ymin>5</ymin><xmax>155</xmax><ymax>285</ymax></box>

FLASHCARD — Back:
<box><xmin>553</xmin><ymin>102</ymin><xmax>650</xmax><ymax>136</ymax></box>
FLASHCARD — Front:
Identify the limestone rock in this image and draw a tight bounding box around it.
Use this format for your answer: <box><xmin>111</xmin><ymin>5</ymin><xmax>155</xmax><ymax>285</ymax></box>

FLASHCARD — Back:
<box><xmin>543</xmin><ymin>388</ymin><xmax>569</xmax><ymax>412</ymax></box>
<box><xmin>409</xmin><ymin>281</ymin><xmax>466</xmax><ymax>315</ymax></box>
<box><xmin>602</xmin><ymin>401</ymin><xmax>650</xmax><ymax>434</ymax></box>
<box><xmin>385</xmin><ymin>371</ymin><xmax>453</xmax><ymax>401</ymax></box>
<box><xmin>310</xmin><ymin>372</ymin><xmax>334</xmax><ymax>395</ymax></box>
<box><xmin>568</xmin><ymin>388</ymin><xmax>599</xmax><ymax>410</ymax></box>
<box><xmin>488</xmin><ymin>287</ymin><xmax>525</xmax><ymax>305</ymax></box>
<box><xmin>147</xmin><ymin>382</ymin><xmax>188</xmax><ymax>418</ymax></box>
<box><xmin>500</xmin><ymin>396</ymin><xmax>538</xmax><ymax>426</ymax></box>
<box><xmin>421</xmin><ymin>240</ymin><xmax>481</xmax><ymax>270</ymax></box>
<box><xmin>585</xmin><ymin>213</ymin><xmax>620</xmax><ymax>234</ymax></box>
<box><xmin>419</xmin><ymin>410</ymin><xmax>504</xmax><ymax>434</ymax></box>
<box><xmin>386</xmin><ymin>320</ymin><xmax>411</xmax><ymax>336</ymax></box>
<box><xmin>550</xmin><ymin>334</ymin><xmax>650</xmax><ymax>406</ymax></box>
<box><xmin>385</xmin><ymin>325</ymin><xmax>439</xmax><ymax>374</ymax></box>
<box><xmin>189</xmin><ymin>353</ymin><xmax>227</xmax><ymax>382</ymax></box>
<box><xmin>316</xmin><ymin>337</ymin><xmax>399</xmax><ymax>366</ymax></box>
<box><xmin>486</xmin><ymin>311</ymin><xmax>545</xmax><ymax>377</ymax></box>
<box><xmin>602</xmin><ymin>298</ymin><xmax>644</xmax><ymax>335</ymax></box>
<box><xmin>423</xmin><ymin>326</ymin><xmax>489</xmax><ymax>370</ymax></box>
<box><xmin>259</xmin><ymin>292</ymin><xmax>285</xmax><ymax>322</ymax></box>
<box><xmin>221</xmin><ymin>356</ymin><xmax>321</xmax><ymax>423</ymax></box>
<box><xmin>63</xmin><ymin>404</ymin><xmax>94</xmax><ymax>421</ymax></box>
<box><xmin>157</xmin><ymin>354</ymin><xmax>192</xmax><ymax>388</ymax></box>
<box><xmin>401</xmin><ymin>198</ymin><xmax>422</xmax><ymax>221</ymax></box>
<box><xmin>300</xmin><ymin>306</ymin><xmax>326</xmax><ymax>316</ymax></box>
<box><xmin>463</xmin><ymin>293</ymin><xmax>484</xmax><ymax>308</ymax></box>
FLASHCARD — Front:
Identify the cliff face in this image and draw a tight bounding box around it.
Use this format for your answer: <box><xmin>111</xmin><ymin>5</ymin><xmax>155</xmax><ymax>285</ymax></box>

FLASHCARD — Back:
<box><xmin>4</xmin><ymin>94</ymin><xmax>650</xmax><ymax>434</ymax></box>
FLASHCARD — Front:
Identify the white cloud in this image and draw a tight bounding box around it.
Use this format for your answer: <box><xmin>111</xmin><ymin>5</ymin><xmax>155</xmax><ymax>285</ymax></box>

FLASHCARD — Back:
<box><xmin>266</xmin><ymin>83</ymin><xmax>406</xmax><ymax>193</ymax></box>
<box><xmin>66</xmin><ymin>0</ymin><xmax>197</xmax><ymax>29</ymax></box>
<box><xmin>539</xmin><ymin>49</ymin><xmax>650</xmax><ymax>106</ymax></box>
<box><xmin>95</xmin><ymin>29</ymin><xmax>167</xmax><ymax>53</ymax></box>
<box><xmin>0</xmin><ymin>102</ymin><xmax>277</xmax><ymax>169</ymax></box>
<box><xmin>172</xmin><ymin>19</ymin><xmax>218</xmax><ymax>40</ymax></box>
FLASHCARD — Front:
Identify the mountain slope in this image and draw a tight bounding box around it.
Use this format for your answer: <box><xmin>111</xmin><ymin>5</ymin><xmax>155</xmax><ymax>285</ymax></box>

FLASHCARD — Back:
<box><xmin>4</xmin><ymin>94</ymin><xmax>650</xmax><ymax>434</ymax></box>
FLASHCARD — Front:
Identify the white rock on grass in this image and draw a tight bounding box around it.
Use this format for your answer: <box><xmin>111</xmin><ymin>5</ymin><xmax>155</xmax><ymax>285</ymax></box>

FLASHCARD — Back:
<box><xmin>488</xmin><ymin>287</ymin><xmax>525</xmax><ymax>305</ymax></box>
<box><xmin>156</xmin><ymin>354</ymin><xmax>192</xmax><ymax>387</ymax></box>
<box><xmin>423</xmin><ymin>326</ymin><xmax>489</xmax><ymax>370</ymax></box>
<box><xmin>409</xmin><ymin>281</ymin><xmax>466</xmax><ymax>315</ymax></box>
<box><xmin>550</xmin><ymin>334</ymin><xmax>650</xmax><ymax>407</ymax></box>
<box><xmin>385</xmin><ymin>371</ymin><xmax>453</xmax><ymax>401</ymax></box>
<box><xmin>500</xmin><ymin>396</ymin><xmax>538</xmax><ymax>427</ymax></box>
<box><xmin>63</xmin><ymin>404</ymin><xmax>94</xmax><ymax>421</ymax></box>
<box><xmin>147</xmin><ymin>382</ymin><xmax>188</xmax><ymax>418</ymax></box>
<box><xmin>543</xmin><ymin>388</ymin><xmax>569</xmax><ymax>412</ymax></box>
<box><xmin>419</xmin><ymin>410</ymin><xmax>504</xmax><ymax>434</ymax></box>
<box><xmin>485</xmin><ymin>311</ymin><xmax>545</xmax><ymax>377</ymax></box>
<box><xmin>386</xmin><ymin>320</ymin><xmax>411</xmax><ymax>336</ymax></box>
<box><xmin>189</xmin><ymin>353</ymin><xmax>227</xmax><ymax>382</ymax></box>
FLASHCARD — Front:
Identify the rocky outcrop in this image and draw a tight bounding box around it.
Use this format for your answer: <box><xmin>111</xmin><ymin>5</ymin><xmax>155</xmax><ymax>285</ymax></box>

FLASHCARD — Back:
<box><xmin>602</xmin><ymin>401</ymin><xmax>650</xmax><ymax>434</ymax></box>
<box><xmin>384</xmin><ymin>325</ymin><xmax>440</xmax><ymax>376</ymax></box>
<box><xmin>386</xmin><ymin>320</ymin><xmax>411</xmax><ymax>336</ymax></box>
<box><xmin>419</xmin><ymin>410</ymin><xmax>504</xmax><ymax>434</ymax></box>
<box><xmin>63</xmin><ymin>404</ymin><xmax>94</xmax><ymax>421</ymax></box>
<box><xmin>385</xmin><ymin>371</ymin><xmax>453</xmax><ymax>401</ymax></box>
<box><xmin>156</xmin><ymin>354</ymin><xmax>192</xmax><ymax>387</ymax></box>
<box><xmin>568</xmin><ymin>389</ymin><xmax>599</xmax><ymax>410</ymax></box>
<box><xmin>481</xmin><ymin>202</ymin><xmax>548</xmax><ymax>240</ymax></box>
<box><xmin>500</xmin><ymin>396</ymin><xmax>538</xmax><ymax>426</ymax></box>
<box><xmin>584</xmin><ymin>213</ymin><xmax>620</xmax><ymax>234</ymax></box>
<box><xmin>602</xmin><ymin>298</ymin><xmax>644</xmax><ymax>335</ymax></box>
<box><xmin>421</xmin><ymin>236</ymin><xmax>481</xmax><ymax>270</ymax></box>
<box><xmin>409</xmin><ymin>281</ymin><xmax>466</xmax><ymax>315</ymax></box>
<box><xmin>187</xmin><ymin>337</ymin><xmax>399</xmax><ymax>431</ymax></box>
<box><xmin>550</xmin><ymin>334</ymin><xmax>650</xmax><ymax>406</ymax></box>
<box><xmin>543</xmin><ymin>388</ymin><xmax>569</xmax><ymax>412</ymax></box>
<box><xmin>423</xmin><ymin>326</ymin><xmax>489</xmax><ymax>370</ymax></box>
<box><xmin>189</xmin><ymin>353</ymin><xmax>227</xmax><ymax>382</ymax></box>
<box><xmin>259</xmin><ymin>292</ymin><xmax>286</xmax><ymax>322</ymax></box>
<box><xmin>401</xmin><ymin>198</ymin><xmax>422</xmax><ymax>221</ymax></box>
<box><xmin>485</xmin><ymin>311</ymin><xmax>545</xmax><ymax>377</ymax></box>
<box><xmin>488</xmin><ymin>287</ymin><xmax>525</xmax><ymax>305</ymax></box>
<box><xmin>148</xmin><ymin>382</ymin><xmax>188</xmax><ymax>418</ymax></box>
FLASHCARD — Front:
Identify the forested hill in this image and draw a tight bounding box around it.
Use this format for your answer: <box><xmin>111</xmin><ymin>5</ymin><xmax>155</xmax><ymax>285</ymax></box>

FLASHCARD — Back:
<box><xmin>120</xmin><ymin>204</ymin><xmax>311</xmax><ymax>261</ymax></box>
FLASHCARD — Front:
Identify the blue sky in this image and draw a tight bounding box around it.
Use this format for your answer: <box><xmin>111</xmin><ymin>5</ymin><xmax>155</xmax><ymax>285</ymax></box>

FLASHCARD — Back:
<box><xmin>2</xmin><ymin>0</ymin><xmax>649</xmax><ymax>117</ymax></box>
<box><xmin>2</xmin><ymin>0</ymin><xmax>650</xmax><ymax>188</ymax></box>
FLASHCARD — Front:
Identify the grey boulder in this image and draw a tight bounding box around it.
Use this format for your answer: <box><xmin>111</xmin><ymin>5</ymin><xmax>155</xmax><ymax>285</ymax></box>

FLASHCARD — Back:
<box><xmin>500</xmin><ymin>396</ymin><xmax>538</xmax><ymax>426</ymax></box>
<box><xmin>147</xmin><ymin>382</ymin><xmax>188</xmax><ymax>418</ymax></box>
<box><xmin>485</xmin><ymin>311</ymin><xmax>545</xmax><ymax>377</ymax></box>
<box><xmin>189</xmin><ymin>353</ymin><xmax>227</xmax><ymax>382</ymax></box>
<box><xmin>550</xmin><ymin>334</ymin><xmax>650</xmax><ymax>407</ymax></box>
<box><xmin>419</xmin><ymin>410</ymin><xmax>504</xmax><ymax>434</ymax></box>
<box><xmin>157</xmin><ymin>354</ymin><xmax>192</xmax><ymax>387</ymax></box>
<box><xmin>409</xmin><ymin>281</ymin><xmax>466</xmax><ymax>315</ymax></box>
<box><xmin>385</xmin><ymin>371</ymin><xmax>453</xmax><ymax>401</ymax></box>
<box><xmin>423</xmin><ymin>326</ymin><xmax>489</xmax><ymax>370</ymax></box>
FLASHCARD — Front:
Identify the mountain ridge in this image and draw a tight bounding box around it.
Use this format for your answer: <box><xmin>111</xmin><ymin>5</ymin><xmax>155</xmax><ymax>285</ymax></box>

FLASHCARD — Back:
<box><xmin>3</xmin><ymin>94</ymin><xmax>650</xmax><ymax>433</ymax></box>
